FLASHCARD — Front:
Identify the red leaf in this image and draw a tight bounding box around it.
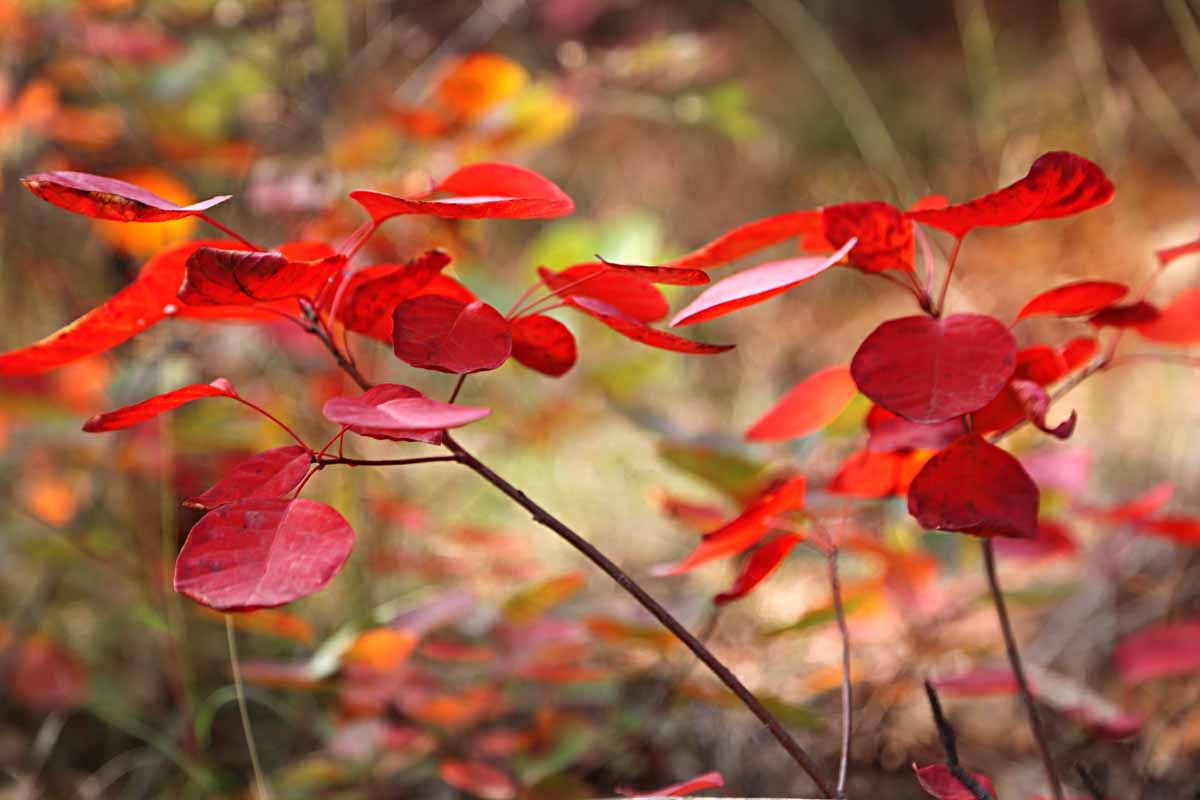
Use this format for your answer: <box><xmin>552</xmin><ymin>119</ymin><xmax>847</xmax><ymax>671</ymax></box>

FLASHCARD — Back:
<box><xmin>653</xmin><ymin>476</ymin><xmax>806</xmax><ymax>575</ymax></box>
<box><xmin>617</xmin><ymin>771</ymin><xmax>725</xmax><ymax>798</ymax></box>
<box><xmin>179</xmin><ymin>247</ymin><xmax>344</xmax><ymax>305</ymax></box>
<box><xmin>663</xmin><ymin>210</ymin><xmax>824</xmax><ymax>270</ymax></box>
<box><xmin>3</xmin><ymin>635</ymin><xmax>88</xmax><ymax>712</ymax></box>
<box><xmin>438</xmin><ymin>760</ymin><xmax>517</xmax><ymax>800</ymax></box>
<box><xmin>1061</xmin><ymin>337</ymin><xmax>1098</xmax><ymax>371</ymax></box>
<box><xmin>174</xmin><ymin>498</ymin><xmax>355</xmax><ymax>611</ymax></box>
<box><xmin>511</xmin><ymin>314</ymin><xmax>577</xmax><ymax>377</ymax></box>
<box><xmin>827</xmin><ymin>449</ymin><xmax>910</xmax><ymax>498</ymax></box>
<box><xmin>1088</xmin><ymin>300</ymin><xmax>1160</xmax><ymax>328</ymax></box>
<box><xmin>350</xmin><ymin>162</ymin><xmax>573</xmax><ymax>221</ymax></box>
<box><xmin>1009</xmin><ymin>379</ymin><xmax>1077</xmax><ymax>439</ymax></box>
<box><xmin>568</xmin><ymin>297</ymin><xmax>734</xmax><ymax>354</ymax></box>
<box><xmin>973</xmin><ymin>345</ymin><xmax>1072</xmax><ymax>433</ymax></box>
<box><xmin>333</xmin><ymin>250</ymin><xmax>455</xmax><ymax>343</ymax></box>
<box><xmin>538</xmin><ymin>263</ymin><xmax>668</xmax><ymax>322</ymax></box>
<box><xmin>392</xmin><ymin>296</ymin><xmax>512</xmax><ymax>373</ymax></box>
<box><xmin>22</xmin><ymin>170</ymin><xmax>230</xmax><ymax>222</ymax></box>
<box><xmin>1014</xmin><ymin>280</ymin><xmax>1128</xmax><ymax>322</ymax></box>
<box><xmin>1086</xmin><ymin>482</ymin><xmax>1174</xmax><ymax>523</ymax></box>
<box><xmin>1136</xmin><ymin>517</ymin><xmax>1200</xmax><ymax>544</ymax></box>
<box><xmin>184</xmin><ymin>445</ymin><xmax>311</xmax><ymax>509</ymax></box>
<box><xmin>933</xmin><ymin>666</ymin><xmax>1020</xmax><ymax>697</ymax></box>
<box><xmin>851</xmin><ymin>314</ymin><xmax>1016</xmax><ymax>423</ymax></box>
<box><xmin>82</xmin><ymin>378</ymin><xmax>238</xmax><ymax>432</ymax></box>
<box><xmin>670</xmin><ymin>240</ymin><xmax>856</xmax><ymax>326</ymax></box>
<box><xmin>866</xmin><ymin>407</ymin><xmax>962</xmax><ymax>453</ymax></box>
<box><xmin>323</xmin><ymin>384</ymin><xmax>490</xmax><ymax>439</ymax></box>
<box><xmin>913</xmin><ymin>763</ymin><xmax>998</xmax><ymax>800</ymax></box>
<box><xmin>907</xmin><ymin>434</ymin><xmax>1040</xmax><ymax>539</ymax></box>
<box><xmin>595</xmin><ymin>256</ymin><xmax>710</xmax><ymax>286</ymax></box>
<box><xmin>1135</xmin><ymin>288</ymin><xmax>1200</xmax><ymax>344</ymax></box>
<box><xmin>1114</xmin><ymin>618</ymin><xmax>1200</xmax><ymax>685</ymax></box>
<box><xmin>993</xmin><ymin>519</ymin><xmax>1077</xmax><ymax>560</ymax></box>
<box><xmin>714</xmin><ymin>534</ymin><xmax>802</xmax><ymax>604</ymax></box>
<box><xmin>823</xmin><ymin>202</ymin><xmax>914</xmax><ymax>273</ymax></box>
<box><xmin>745</xmin><ymin>365</ymin><xmax>858</xmax><ymax>441</ymax></box>
<box><xmin>906</xmin><ymin>151</ymin><xmax>1114</xmax><ymax>237</ymax></box>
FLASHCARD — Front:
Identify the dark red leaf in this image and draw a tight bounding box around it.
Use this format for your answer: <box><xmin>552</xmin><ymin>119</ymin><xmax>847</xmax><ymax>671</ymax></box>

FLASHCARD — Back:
<box><xmin>333</xmin><ymin>250</ymin><xmax>455</xmax><ymax>343</ymax></box>
<box><xmin>594</xmin><ymin>256</ymin><xmax>710</xmax><ymax>286</ymax></box>
<box><xmin>438</xmin><ymin>759</ymin><xmax>517</xmax><ymax>800</ymax></box>
<box><xmin>907</xmin><ymin>435</ymin><xmax>1040</xmax><ymax>539</ymax></box>
<box><xmin>851</xmin><ymin>314</ymin><xmax>1016</xmax><ymax>423</ymax></box>
<box><xmin>714</xmin><ymin>534</ymin><xmax>802</xmax><ymax>605</ymax></box>
<box><xmin>22</xmin><ymin>170</ymin><xmax>230</xmax><ymax>222</ymax></box>
<box><xmin>823</xmin><ymin>201</ymin><xmax>914</xmax><ymax>273</ymax></box>
<box><xmin>538</xmin><ymin>264</ymin><xmax>668</xmax><ymax>322</ymax></box>
<box><xmin>663</xmin><ymin>210</ymin><xmax>824</xmax><ymax>270</ymax></box>
<box><xmin>670</xmin><ymin>240</ymin><xmax>856</xmax><ymax>326</ymax></box>
<box><xmin>174</xmin><ymin>498</ymin><xmax>355</xmax><ymax>611</ymax></box>
<box><xmin>567</xmin><ymin>297</ymin><xmax>734</xmax><ymax>355</ymax></box>
<box><xmin>745</xmin><ymin>364</ymin><xmax>858</xmax><ymax>441</ymax></box>
<box><xmin>1088</xmin><ymin>300</ymin><xmax>1160</xmax><ymax>328</ymax></box>
<box><xmin>1010</xmin><ymin>379</ymin><xmax>1077</xmax><ymax>439</ymax></box>
<box><xmin>654</xmin><ymin>476</ymin><xmax>806</xmax><ymax>575</ymax></box>
<box><xmin>1015</xmin><ymin>280</ymin><xmax>1128</xmax><ymax>321</ymax></box>
<box><xmin>510</xmin><ymin>314</ymin><xmax>577</xmax><ymax>377</ymax></box>
<box><xmin>1114</xmin><ymin>618</ymin><xmax>1200</xmax><ymax>685</ymax></box>
<box><xmin>184</xmin><ymin>445</ymin><xmax>311</xmax><ymax>510</ymax></box>
<box><xmin>350</xmin><ymin>162</ymin><xmax>573</xmax><ymax>221</ymax></box>
<box><xmin>323</xmin><ymin>384</ymin><xmax>489</xmax><ymax>439</ymax></box>
<box><xmin>905</xmin><ymin>151</ymin><xmax>1114</xmax><ymax>237</ymax></box>
<box><xmin>1135</xmin><ymin>288</ymin><xmax>1200</xmax><ymax>344</ymax></box>
<box><xmin>179</xmin><ymin>247</ymin><xmax>344</xmax><ymax>305</ymax></box>
<box><xmin>392</xmin><ymin>295</ymin><xmax>511</xmax><ymax>373</ymax></box>
<box><xmin>913</xmin><ymin>763</ymin><xmax>997</xmax><ymax>800</ymax></box>
<box><xmin>617</xmin><ymin>771</ymin><xmax>725</xmax><ymax>798</ymax></box>
<box><xmin>82</xmin><ymin>378</ymin><xmax>238</xmax><ymax>432</ymax></box>
<box><xmin>993</xmin><ymin>519</ymin><xmax>1077</xmax><ymax>560</ymax></box>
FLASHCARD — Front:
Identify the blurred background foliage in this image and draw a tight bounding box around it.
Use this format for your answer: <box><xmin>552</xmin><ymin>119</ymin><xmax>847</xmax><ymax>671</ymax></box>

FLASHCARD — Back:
<box><xmin>2</xmin><ymin>0</ymin><xmax>1200</xmax><ymax>798</ymax></box>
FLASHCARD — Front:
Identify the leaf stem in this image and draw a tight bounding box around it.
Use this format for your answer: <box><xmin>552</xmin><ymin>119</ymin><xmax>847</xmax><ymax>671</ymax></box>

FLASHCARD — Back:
<box><xmin>225</xmin><ymin>616</ymin><xmax>272</xmax><ymax>800</ymax></box>
<box><xmin>198</xmin><ymin>214</ymin><xmax>265</xmax><ymax>252</ymax></box>
<box><xmin>828</xmin><ymin>551</ymin><xmax>853</xmax><ymax>798</ymax></box>
<box><xmin>229</xmin><ymin>397</ymin><xmax>310</xmax><ymax>450</ymax></box>
<box><xmin>980</xmin><ymin>540</ymin><xmax>1063</xmax><ymax>800</ymax></box>
<box><xmin>317</xmin><ymin>455</ymin><xmax>460</xmax><ymax>468</ymax></box>
<box><xmin>934</xmin><ymin>236</ymin><xmax>964</xmax><ymax>317</ymax></box>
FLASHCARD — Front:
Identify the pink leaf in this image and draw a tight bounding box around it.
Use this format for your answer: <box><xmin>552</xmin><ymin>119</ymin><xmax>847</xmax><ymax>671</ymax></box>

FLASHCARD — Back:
<box><xmin>323</xmin><ymin>384</ymin><xmax>490</xmax><ymax>438</ymax></box>
<box><xmin>913</xmin><ymin>763</ymin><xmax>997</xmax><ymax>800</ymax></box>
<box><xmin>350</xmin><ymin>162</ymin><xmax>573</xmax><ymax>221</ymax></box>
<box><xmin>745</xmin><ymin>365</ymin><xmax>858</xmax><ymax>441</ymax></box>
<box><xmin>82</xmin><ymin>379</ymin><xmax>238</xmax><ymax>432</ymax></box>
<box><xmin>392</xmin><ymin>296</ymin><xmax>512</xmax><ymax>373</ymax></box>
<box><xmin>184</xmin><ymin>445</ymin><xmax>311</xmax><ymax>510</ymax></box>
<box><xmin>1114</xmin><ymin>618</ymin><xmax>1200</xmax><ymax>685</ymax></box>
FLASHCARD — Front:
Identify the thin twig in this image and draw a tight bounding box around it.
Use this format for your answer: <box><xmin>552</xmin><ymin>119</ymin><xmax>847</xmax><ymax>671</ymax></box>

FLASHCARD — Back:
<box><xmin>981</xmin><ymin>541</ymin><xmax>1064</xmax><ymax>800</ymax></box>
<box><xmin>1076</xmin><ymin>762</ymin><xmax>1105</xmax><ymax>800</ymax></box>
<box><xmin>317</xmin><ymin>455</ymin><xmax>460</xmax><ymax>468</ymax></box>
<box><xmin>923</xmin><ymin>681</ymin><xmax>996</xmax><ymax>800</ymax></box>
<box><xmin>828</xmin><ymin>551</ymin><xmax>853</xmax><ymax>798</ymax></box>
<box><xmin>225</xmin><ymin>616</ymin><xmax>272</xmax><ymax>800</ymax></box>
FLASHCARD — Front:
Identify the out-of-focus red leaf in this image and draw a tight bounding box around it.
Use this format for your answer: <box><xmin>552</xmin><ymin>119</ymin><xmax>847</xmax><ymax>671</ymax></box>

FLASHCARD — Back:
<box><xmin>993</xmin><ymin>519</ymin><xmax>1077</xmax><ymax>560</ymax></box>
<box><xmin>179</xmin><ymin>247</ymin><xmax>344</xmax><ymax>305</ymax></box>
<box><xmin>827</xmin><ymin>450</ymin><xmax>910</xmax><ymax>498</ymax></box>
<box><xmin>670</xmin><ymin>240</ymin><xmax>856</xmax><ymax>326</ymax></box>
<box><xmin>1088</xmin><ymin>301</ymin><xmax>1160</xmax><ymax>328</ymax></box>
<box><xmin>905</xmin><ymin>151</ymin><xmax>1114</xmax><ymax>238</ymax></box>
<box><xmin>350</xmin><ymin>162</ymin><xmax>573</xmax><ymax>221</ymax></box>
<box><xmin>1</xmin><ymin>633</ymin><xmax>88</xmax><ymax>712</ymax></box>
<box><xmin>1010</xmin><ymin>379</ymin><xmax>1077</xmax><ymax>439</ymax></box>
<box><xmin>538</xmin><ymin>264</ymin><xmax>668</xmax><ymax>322</ymax></box>
<box><xmin>866</xmin><ymin>406</ymin><xmax>962</xmax><ymax>453</ymax></box>
<box><xmin>324</xmin><ymin>384</ymin><xmax>489</xmax><ymax>439</ymax></box>
<box><xmin>823</xmin><ymin>202</ymin><xmax>914</xmax><ymax>273</ymax></box>
<box><xmin>82</xmin><ymin>379</ymin><xmax>238</xmax><ymax>432</ymax></box>
<box><xmin>851</xmin><ymin>314</ymin><xmax>1016</xmax><ymax>423</ymax></box>
<box><xmin>392</xmin><ymin>295</ymin><xmax>511</xmax><ymax>373</ymax></box>
<box><xmin>617</xmin><ymin>771</ymin><xmax>725</xmax><ymax>797</ymax></box>
<box><xmin>568</xmin><ymin>297</ymin><xmax>734</xmax><ymax>354</ymax></box>
<box><xmin>502</xmin><ymin>573</ymin><xmax>586</xmax><ymax>623</ymax></box>
<box><xmin>909</xmin><ymin>195</ymin><xmax>949</xmax><ymax>212</ymax></box>
<box><xmin>1135</xmin><ymin>288</ymin><xmax>1200</xmax><ymax>344</ymax></box>
<box><xmin>510</xmin><ymin>314</ymin><xmax>577</xmax><ymax>376</ymax></box>
<box><xmin>745</xmin><ymin>365</ymin><xmax>857</xmax><ymax>441</ymax></box>
<box><xmin>1060</xmin><ymin>337</ymin><xmax>1098</xmax><ymax>371</ymax></box>
<box><xmin>1136</xmin><ymin>517</ymin><xmax>1200</xmax><ymax>544</ymax></box>
<box><xmin>914</xmin><ymin>764</ymin><xmax>997</xmax><ymax>800</ymax></box>
<box><xmin>653</xmin><ymin>476</ymin><xmax>806</xmax><ymax>575</ymax></box>
<box><xmin>714</xmin><ymin>534</ymin><xmax>802</xmax><ymax>604</ymax></box>
<box><xmin>438</xmin><ymin>759</ymin><xmax>517</xmax><ymax>800</ymax></box>
<box><xmin>1014</xmin><ymin>280</ymin><xmax>1128</xmax><ymax>321</ymax></box>
<box><xmin>174</xmin><ymin>498</ymin><xmax>355</xmax><ymax>611</ymax></box>
<box><xmin>184</xmin><ymin>445</ymin><xmax>311</xmax><ymax>509</ymax></box>
<box><xmin>595</xmin><ymin>256</ymin><xmax>710</xmax><ymax>285</ymax></box>
<box><xmin>1085</xmin><ymin>482</ymin><xmax>1174</xmax><ymax>523</ymax></box>
<box><xmin>907</xmin><ymin>435</ymin><xmax>1040</xmax><ymax>539</ymax></box>
<box><xmin>1156</xmin><ymin>233</ymin><xmax>1200</xmax><ymax>268</ymax></box>
<box><xmin>933</xmin><ymin>666</ymin><xmax>1020</xmax><ymax>697</ymax></box>
<box><xmin>663</xmin><ymin>211</ymin><xmax>824</xmax><ymax>270</ymax></box>
<box><xmin>22</xmin><ymin>170</ymin><xmax>230</xmax><ymax>222</ymax></box>
<box><xmin>1114</xmin><ymin>618</ymin><xmax>1200</xmax><ymax>685</ymax></box>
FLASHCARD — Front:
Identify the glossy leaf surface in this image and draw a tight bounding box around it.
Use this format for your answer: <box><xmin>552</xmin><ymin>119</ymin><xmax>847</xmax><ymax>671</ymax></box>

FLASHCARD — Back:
<box><xmin>323</xmin><ymin>384</ymin><xmax>490</xmax><ymax>436</ymax></box>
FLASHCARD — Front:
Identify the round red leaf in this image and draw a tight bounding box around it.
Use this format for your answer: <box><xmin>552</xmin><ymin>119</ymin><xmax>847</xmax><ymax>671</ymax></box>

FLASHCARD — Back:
<box><xmin>392</xmin><ymin>295</ymin><xmax>512</xmax><ymax>374</ymax></box>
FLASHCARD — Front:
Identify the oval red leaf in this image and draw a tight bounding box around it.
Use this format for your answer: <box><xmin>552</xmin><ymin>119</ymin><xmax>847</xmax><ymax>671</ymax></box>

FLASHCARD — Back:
<box><xmin>184</xmin><ymin>445</ymin><xmax>311</xmax><ymax>509</ymax></box>
<box><xmin>323</xmin><ymin>384</ymin><xmax>490</xmax><ymax>436</ymax></box>
<box><xmin>22</xmin><ymin>170</ymin><xmax>230</xmax><ymax>222</ymax></box>
<box><xmin>907</xmin><ymin>435</ymin><xmax>1040</xmax><ymax>540</ymax></box>
<box><xmin>179</xmin><ymin>247</ymin><xmax>344</xmax><ymax>305</ymax></box>
<box><xmin>850</xmin><ymin>314</ymin><xmax>1016</xmax><ymax>423</ymax></box>
<box><xmin>906</xmin><ymin>151</ymin><xmax>1114</xmax><ymax>238</ymax></box>
<box><xmin>1014</xmin><ymin>280</ymin><xmax>1128</xmax><ymax>321</ymax></box>
<box><xmin>511</xmin><ymin>314</ymin><xmax>577</xmax><ymax>377</ymax></box>
<box><xmin>174</xmin><ymin>498</ymin><xmax>355</xmax><ymax>611</ymax></box>
<box><xmin>392</xmin><ymin>295</ymin><xmax>512</xmax><ymax>373</ymax></box>
<box><xmin>670</xmin><ymin>239</ymin><xmax>856</xmax><ymax>326</ymax></box>
<box><xmin>745</xmin><ymin>364</ymin><xmax>858</xmax><ymax>441</ymax></box>
<box><xmin>83</xmin><ymin>378</ymin><xmax>238</xmax><ymax>432</ymax></box>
